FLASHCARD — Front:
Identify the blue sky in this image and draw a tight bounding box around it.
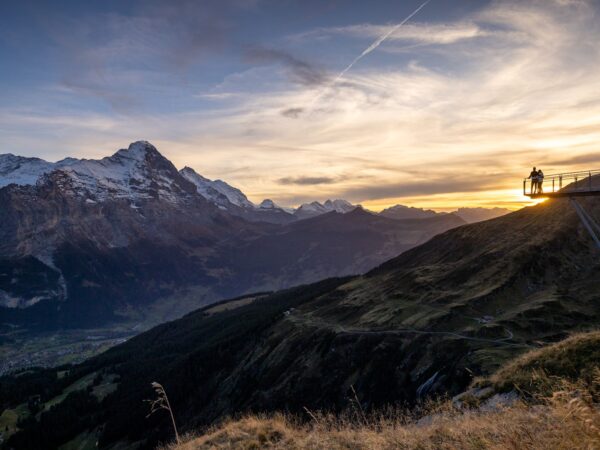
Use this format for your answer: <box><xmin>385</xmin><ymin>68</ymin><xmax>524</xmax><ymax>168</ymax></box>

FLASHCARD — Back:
<box><xmin>1</xmin><ymin>0</ymin><xmax>599</xmax><ymax>210</ymax></box>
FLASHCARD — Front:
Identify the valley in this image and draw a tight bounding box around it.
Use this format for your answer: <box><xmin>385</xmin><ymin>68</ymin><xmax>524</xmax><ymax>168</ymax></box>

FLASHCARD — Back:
<box><xmin>0</xmin><ymin>327</ymin><xmax>133</xmax><ymax>377</ymax></box>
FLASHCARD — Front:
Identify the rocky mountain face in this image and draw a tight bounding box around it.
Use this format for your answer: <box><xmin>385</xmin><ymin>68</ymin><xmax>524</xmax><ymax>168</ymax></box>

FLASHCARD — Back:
<box><xmin>0</xmin><ymin>142</ymin><xmax>464</xmax><ymax>331</ymax></box>
<box><xmin>3</xmin><ymin>195</ymin><xmax>598</xmax><ymax>449</ymax></box>
<box><xmin>179</xmin><ymin>167</ymin><xmax>296</xmax><ymax>224</ymax></box>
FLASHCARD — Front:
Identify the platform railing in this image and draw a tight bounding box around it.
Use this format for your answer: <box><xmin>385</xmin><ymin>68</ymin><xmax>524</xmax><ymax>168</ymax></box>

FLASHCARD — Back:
<box><xmin>523</xmin><ymin>169</ymin><xmax>600</xmax><ymax>197</ymax></box>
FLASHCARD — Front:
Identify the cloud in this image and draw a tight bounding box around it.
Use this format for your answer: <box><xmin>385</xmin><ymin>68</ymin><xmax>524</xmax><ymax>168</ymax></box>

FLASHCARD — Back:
<box><xmin>278</xmin><ymin>175</ymin><xmax>337</xmax><ymax>185</ymax></box>
<box><xmin>32</xmin><ymin>0</ymin><xmax>258</xmax><ymax>111</ymax></box>
<box><xmin>545</xmin><ymin>153</ymin><xmax>600</xmax><ymax>167</ymax></box>
<box><xmin>292</xmin><ymin>21</ymin><xmax>488</xmax><ymax>47</ymax></box>
<box><xmin>281</xmin><ymin>107</ymin><xmax>305</xmax><ymax>118</ymax></box>
<box><xmin>244</xmin><ymin>46</ymin><xmax>327</xmax><ymax>86</ymax></box>
<box><xmin>340</xmin><ymin>176</ymin><xmax>504</xmax><ymax>202</ymax></box>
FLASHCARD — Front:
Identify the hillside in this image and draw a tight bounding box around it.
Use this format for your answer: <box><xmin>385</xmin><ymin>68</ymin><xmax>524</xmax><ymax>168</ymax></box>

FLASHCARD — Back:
<box><xmin>170</xmin><ymin>332</ymin><xmax>600</xmax><ymax>450</ymax></box>
<box><xmin>1</xmin><ymin>195</ymin><xmax>599</xmax><ymax>449</ymax></box>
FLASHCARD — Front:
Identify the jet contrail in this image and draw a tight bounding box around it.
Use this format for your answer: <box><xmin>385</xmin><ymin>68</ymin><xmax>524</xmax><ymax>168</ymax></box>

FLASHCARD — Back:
<box><xmin>333</xmin><ymin>0</ymin><xmax>430</xmax><ymax>84</ymax></box>
<box><xmin>307</xmin><ymin>0</ymin><xmax>430</xmax><ymax>111</ymax></box>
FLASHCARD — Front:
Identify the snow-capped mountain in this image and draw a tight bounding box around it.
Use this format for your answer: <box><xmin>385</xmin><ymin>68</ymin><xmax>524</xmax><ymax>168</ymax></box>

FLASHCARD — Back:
<box><xmin>0</xmin><ymin>143</ymin><xmax>362</xmax><ymax>224</ymax></box>
<box><xmin>0</xmin><ymin>154</ymin><xmax>55</xmax><ymax>187</ymax></box>
<box><xmin>323</xmin><ymin>199</ymin><xmax>356</xmax><ymax>213</ymax></box>
<box><xmin>180</xmin><ymin>166</ymin><xmax>255</xmax><ymax>209</ymax></box>
<box><xmin>0</xmin><ymin>141</ymin><xmax>198</xmax><ymax>204</ymax></box>
<box><xmin>294</xmin><ymin>199</ymin><xmax>357</xmax><ymax>220</ymax></box>
<box><xmin>258</xmin><ymin>198</ymin><xmax>294</xmax><ymax>213</ymax></box>
<box><xmin>0</xmin><ymin>141</ymin><xmax>298</xmax><ymax>225</ymax></box>
<box><xmin>259</xmin><ymin>199</ymin><xmax>278</xmax><ymax>209</ymax></box>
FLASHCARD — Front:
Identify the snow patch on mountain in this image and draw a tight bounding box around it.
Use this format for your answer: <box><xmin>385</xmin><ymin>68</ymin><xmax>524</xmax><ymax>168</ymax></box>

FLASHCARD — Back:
<box><xmin>0</xmin><ymin>154</ymin><xmax>55</xmax><ymax>187</ymax></box>
<box><xmin>323</xmin><ymin>199</ymin><xmax>356</xmax><ymax>213</ymax></box>
<box><xmin>180</xmin><ymin>167</ymin><xmax>255</xmax><ymax>208</ymax></box>
<box><xmin>294</xmin><ymin>199</ymin><xmax>357</xmax><ymax>219</ymax></box>
<box><xmin>259</xmin><ymin>199</ymin><xmax>277</xmax><ymax>209</ymax></box>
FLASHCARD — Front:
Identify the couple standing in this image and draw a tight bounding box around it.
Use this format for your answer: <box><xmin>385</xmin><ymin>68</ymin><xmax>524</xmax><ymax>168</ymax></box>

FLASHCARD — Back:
<box><xmin>528</xmin><ymin>167</ymin><xmax>545</xmax><ymax>194</ymax></box>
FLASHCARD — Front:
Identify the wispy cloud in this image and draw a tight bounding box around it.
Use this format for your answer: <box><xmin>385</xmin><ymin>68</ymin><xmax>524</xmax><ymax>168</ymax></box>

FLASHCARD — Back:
<box><xmin>293</xmin><ymin>21</ymin><xmax>487</xmax><ymax>46</ymax></box>
<box><xmin>244</xmin><ymin>46</ymin><xmax>327</xmax><ymax>86</ymax></box>
<box><xmin>278</xmin><ymin>175</ymin><xmax>337</xmax><ymax>185</ymax></box>
<box><xmin>31</xmin><ymin>0</ymin><xmax>256</xmax><ymax>111</ymax></box>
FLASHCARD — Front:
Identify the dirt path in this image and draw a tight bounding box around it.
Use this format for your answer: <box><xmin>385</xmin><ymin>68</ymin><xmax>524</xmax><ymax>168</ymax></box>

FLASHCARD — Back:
<box><xmin>286</xmin><ymin>311</ymin><xmax>530</xmax><ymax>348</ymax></box>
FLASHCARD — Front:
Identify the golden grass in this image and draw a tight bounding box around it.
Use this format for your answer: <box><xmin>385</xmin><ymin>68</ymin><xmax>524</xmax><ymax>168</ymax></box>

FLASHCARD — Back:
<box><xmin>164</xmin><ymin>333</ymin><xmax>600</xmax><ymax>450</ymax></box>
<box><xmin>166</xmin><ymin>382</ymin><xmax>600</xmax><ymax>450</ymax></box>
<box><xmin>489</xmin><ymin>331</ymin><xmax>600</xmax><ymax>398</ymax></box>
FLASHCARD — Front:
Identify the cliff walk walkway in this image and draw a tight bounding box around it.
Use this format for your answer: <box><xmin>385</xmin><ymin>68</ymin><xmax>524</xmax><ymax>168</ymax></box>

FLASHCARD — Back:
<box><xmin>523</xmin><ymin>169</ymin><xmax>600</xmax><ymax>199</ymax></box>
<box><xmin>524</xmin><ymin>169</ymin><xmax>600</xmax><ymax>248</ymax></box>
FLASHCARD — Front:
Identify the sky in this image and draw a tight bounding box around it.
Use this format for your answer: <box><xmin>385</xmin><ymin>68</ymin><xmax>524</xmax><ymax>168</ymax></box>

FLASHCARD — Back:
<box><xmin>1</xmin><ymin>0</ymin><xmax>600</xmax><ymax>211</ymax></box>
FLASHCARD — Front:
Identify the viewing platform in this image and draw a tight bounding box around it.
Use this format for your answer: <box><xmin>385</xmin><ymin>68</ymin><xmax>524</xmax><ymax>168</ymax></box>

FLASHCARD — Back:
<box><xmin>524</xmin><ymin>169</ymin><xmax>600</xmax><ymax>199</ymax></box>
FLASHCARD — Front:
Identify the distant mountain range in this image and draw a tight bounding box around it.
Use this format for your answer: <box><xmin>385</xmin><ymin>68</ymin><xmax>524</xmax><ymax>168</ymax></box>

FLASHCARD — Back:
<box><xmin>0</xmin><ymin>141</ymin><xmax>472</xmax><ymax>332</ymax></box>
<box><xmin>380</xmin><ymin>204</ymin><xmax>511</xmax><ymax>223</ymax></box>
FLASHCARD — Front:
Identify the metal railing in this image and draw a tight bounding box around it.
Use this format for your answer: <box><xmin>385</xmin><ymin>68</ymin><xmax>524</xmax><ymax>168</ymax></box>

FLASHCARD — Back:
<box><xmin>523</xmin><ymin>169</ymin><xmax>600</xmax><ymax>196</ymax></box>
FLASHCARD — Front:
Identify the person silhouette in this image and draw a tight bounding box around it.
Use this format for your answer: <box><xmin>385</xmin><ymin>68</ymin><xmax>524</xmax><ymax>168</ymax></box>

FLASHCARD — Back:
<box><xmin>528</xmin><ymin>167</ymin><xmax>539</xmax><ymax>194</ymax></box>
<box><xmin>537</xmin><ymin>169</ymin><xmax>544</xmax><ymax>194</ymax></box>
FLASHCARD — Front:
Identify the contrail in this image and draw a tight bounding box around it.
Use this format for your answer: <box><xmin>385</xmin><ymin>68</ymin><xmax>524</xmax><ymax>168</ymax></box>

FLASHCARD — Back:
<box><xmin>333</xmin><ymin>0</ymin><xmax>430</xmax><ymax>84</ymax></box>
<box><xmin>307</xmin><ymin>0</ymin><xmax>430</xmax><ymax>111</ymax></box>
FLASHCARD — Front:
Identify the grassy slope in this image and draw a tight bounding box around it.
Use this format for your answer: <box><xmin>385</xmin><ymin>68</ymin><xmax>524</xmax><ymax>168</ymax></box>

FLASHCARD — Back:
<box><xmin>170</xmin><ymin>332</ymin><xmax>600</xmax><ymax>450</ymax></box>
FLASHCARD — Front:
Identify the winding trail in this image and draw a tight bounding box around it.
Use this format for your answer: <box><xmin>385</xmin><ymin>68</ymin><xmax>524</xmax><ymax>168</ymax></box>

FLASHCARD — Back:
<box><xmin>286</xmin><ymin>311</ymin><xmax>531</xmax><ymax>349</ymax></box>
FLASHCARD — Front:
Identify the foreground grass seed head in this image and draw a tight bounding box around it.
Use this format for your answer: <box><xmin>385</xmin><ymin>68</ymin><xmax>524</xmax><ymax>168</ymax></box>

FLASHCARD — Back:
<box><xmin>146</xmin><ymin>382</ymin><xmax>180</xmax><ymax>445</ymax></box>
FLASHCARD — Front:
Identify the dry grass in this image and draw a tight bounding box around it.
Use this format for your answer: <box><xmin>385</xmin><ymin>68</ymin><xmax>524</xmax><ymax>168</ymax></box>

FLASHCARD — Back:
<box><xmin>163</xmin><ymin>333</ymin><xmax>600</xmax><ymax>450</ymax></box>
<box><xmin>489</xmin><ymin>331</ymin><xmax>600</xmax><ymax>399</ymax></box>
<box><xmin>165</xmin><ymin>379</ymin><xmax>600</xmax><ymax>450</ymax></box>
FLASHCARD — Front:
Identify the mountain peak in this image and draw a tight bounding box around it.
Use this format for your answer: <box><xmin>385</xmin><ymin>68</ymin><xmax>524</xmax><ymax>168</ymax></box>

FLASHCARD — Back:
<box><xmin>323</xmin><ymin>199</ymin><xmax>356</xmax><ymax>213</ymax></box>
<box><xmin>259</xmin><ymin>199</ymin><xmax>277</xmax><ymax>209</ymax></box>
<box><xmin>294</xmin><ymin>198</ymin><xmax>357</xmax><ymax>219</ymax></box>
<box><xmin>180</xmin><ymin>166</ymin><xmax>210</xmax><ymax>182</ymax></box>
<box><xmin>113</xmin><ymin>141</ymin><xmax>162</xmax><ymax>163</ymax></box>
